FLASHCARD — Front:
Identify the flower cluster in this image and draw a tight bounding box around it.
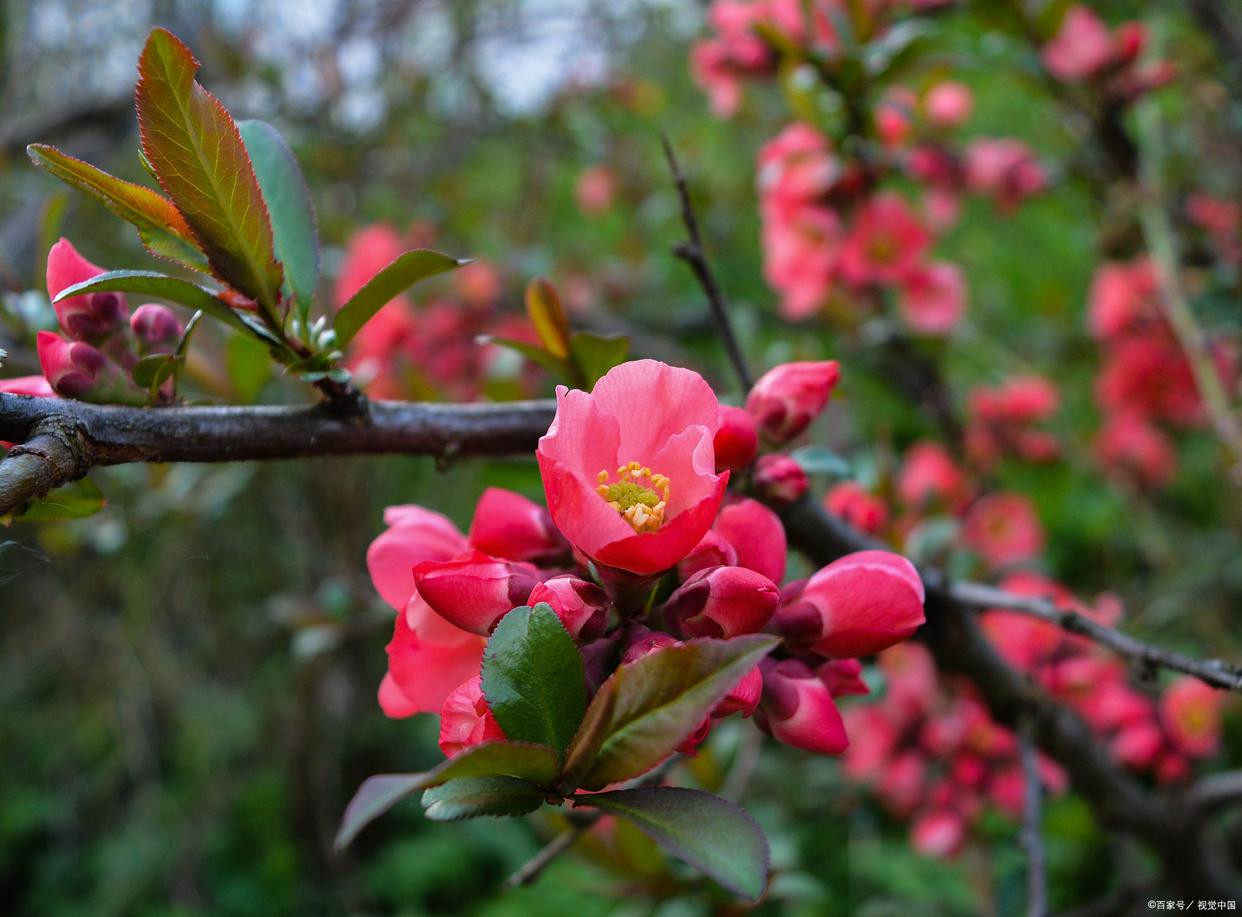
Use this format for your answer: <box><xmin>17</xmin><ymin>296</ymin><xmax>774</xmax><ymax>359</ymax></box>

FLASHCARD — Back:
<box><xmin>1042</xmin><ymin>5</ymin><xmax>1174</xmax><ymax>102</ymax></box>
<box><xmin>843</xmin><ymin>642</ymin><xmax>1067</xmax><ymax>858</ymax></box>
<box><xmin>965</xmin><ymin>374</ymin><xmax>1061</xmax><ymax>467</ymax></box>
<box><xmin>1089</xmin><ymin>256</ymin><xmax>1236</xmax><ymax>488</ymax></box>
<box><xmin>32</xmin><ymin>239</ymin><xmax>184</xmax><ymax>405</ymax></box>
<box><xmin>335</xmin><ymin>224</ymin><xmax>536</xmax><ymax>400</ymax></box>
<box><xmin>368</xmin><ymin>359</ymin><xmax>925</xmax><ymax>762</ymax></box>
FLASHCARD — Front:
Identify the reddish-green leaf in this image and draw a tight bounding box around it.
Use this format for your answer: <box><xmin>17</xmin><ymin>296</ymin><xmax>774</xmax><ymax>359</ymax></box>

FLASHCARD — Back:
<box><xmin>574</xmin><ymin>635</ymin><xmax>778</xmax><ymax>791</ymax></box>
<box><xmin>26</xmin><ymin>143</ymin><xmax>207</xmax><ymax>270</ymax></box>
<box><xmin>135</xmin><ymin>28</ymin><xmax>284</xmax><ymax>317</ymax></box>
<box><xmin>574</xmin><ymin>787</ymin><xmax>769</xmax><ymax>900</ymax></box>
<box><xmin>525</xmin><ymin>277</ymin><xmax>571</xmax><ymax>360</ymax></box>
<box><xmin>334</xmin><ymin>249</ymin><xmax>463</xmax><ymax>347</ymax></box>
<box><xmin>53</xmin><ymin>270</ymin><xmax>255</xmax><ymax>339</ymax></box>
<box><xmin>333</xmin><ymin>742</ymin><xmax>558</xmax><ymax>849</ymax></box>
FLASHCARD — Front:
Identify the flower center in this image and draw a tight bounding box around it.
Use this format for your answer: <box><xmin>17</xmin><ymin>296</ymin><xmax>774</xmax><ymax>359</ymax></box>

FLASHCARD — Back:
<box><xmin>597</xmin><ymin>461</ymin><xmax>670</xmax><ymax>533</ymax></box>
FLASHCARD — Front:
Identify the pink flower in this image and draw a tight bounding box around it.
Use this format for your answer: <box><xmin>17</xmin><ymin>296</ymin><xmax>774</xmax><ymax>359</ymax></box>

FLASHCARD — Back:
<box><xmin>757</xmin><ymin>658</ymin><xmax>849</xmax><ymax>755</ymax></box>
<box><xmin>752</xmin><ymin>453</ymin><xmax>808</xmax><ymax>505</ymax></box>
<box><xmin>130</xmin><ymin>304</ymin><xmax>183</xmax><ymax>351</ymax></box>
<box><xmin>367</xmin><ymin>504</ymin><xmax>469</xmax><ymax>612</ymax></box>
<box><xmin>1043</xmin><ymin>6</ymin><xmax>1115</xmax><ymax>82</ymax></box>
<box><xmin>528</xmin><ymin>575</ymin><xmax>610</xmax><ymax>641</ymax></box>
<box><xmin>453</xmin><ymin>261</ymin><xmax>503</xmax><ymax>309</ymax></box>
<box><xmin>1161</xmin><ymin>677</ymin><xmax>1222</xmax><ymax>758</ymax></box>
<box><xmin>382</xmin><ymin>601</ymin><xmax>485</xmax><ymax>718</ymax></box>
<box><xmin>1088</xmin><ymin>258</ymin><xmax>1159</xmax><ymax>340</ymax></box>
<box><xmin>838</xmin><ymin>194</ymin><xmax>931</xmax><ymax>287</ymax></box>
<box><xmin>438</xmin><ymin>675</ymin><xmax>506</xmax><ymax>758</ymax></box>
<box><xmin>924</xmin><ymin>82</ymin><xmax>973</xmax><ymax>128</ymax></box>
<box><xmin>713</xmin><ymin>497</ymin><xmax>787</xmax><ymax>584</ymax></box>
<box><xmin>910</xmin><ymin>809</ymin><xmax>966</xmax><ymax>858</ymax></box>
<box><xmin>536</xmin><ymin>360</ymin><xmax>728</xmax><ymax>576</ymax></box>
<box><xmin>575</xmin><ymin>165</ymin><xmax>618</xmax><ymax>216</ymax></box>
<box><xmin>46</xmin><ymin>238</ymin><xmax>127</xmax><ymax>342</ymax></box>
<box><xmin>713</xmin><ymin>405</ymin><xmax>759</xmax><ymax>472</ymax></box>
<box><xmin>964</xmin><ymin>139</ymin><xmax>1046</xmax><ymax>212</ymax></box>
<box><xmin>757</xmin><ymin>123</ymin><xmax>839</xmax><ymax>205</ymax></box>
<box><xmin>466</xmin><ymin>487</ymin><xmax>568</xmax><ymax>565</ymax></box>
<box><xmin>962</xmin><ymin>493</ymin><xmax>1045</xmax><ymax>568</ymax></box>
<box><xmin>970</xmin><ymin>376</ymin><xmax>1059</xmax><ymax>425</ymax></box>
<box><xmin>413</xmin><ymin>549</ymin><xmax>542</xmax><ymax>635</ymax></box>
<box><xmin>761</xmin><ymin>203</ymin><xmax>842</xmax><ymax>319</ymax></box>
<box><xmin>898</xmin><ymin>441</ymin><xmax>970</xmax><ymax>512</ymax></box>
<box><xmin>334</xmin><ymin>224</ymin><xmax>407</xmax><ymax>307</ymax></box>
<box><xmin>715</xmin><ymin>666</ymin><xmax>763</xmax><ymax>718</ymax></box>
<box><xmin>746</xmin><ymin>360</ymin><xmax>841</xmax><ymax>443</ymax></box>
<box><xmin>663</xmin><ymin>565</ymin><xmax>780</xmax><ymax>639</ymax></box>
<box><xmin>772</xmin><ymin>550</ymin><xmax>926</xmax><ymax>658</ymax></box>
<box><xmin>825</xmin><ymin>481</ymin><xmax>889</xmax><ymax>536</ymax></box>
<box><xmin>899</xmin><ymin>262</ymin><xmax>967</xmax><ymax>335</ymax></box>
<box><xmin>818</xmin><ymin>658</ymin><xmax>869</xmax><ymax>697</ymax></box>
<box><xmin>0</xmin><ymin>375</ymin><xmax>56</xmax><ymax>398</ymax></box>
<box><xmin>1095</xmin><ymin>412</ymin><xmax>1176</xmax><ymax>488</ymax></box>
<box><xmin>36</xmin><ymin>331</ymin><xmax>107</xmax><ymax>399</ymax></box>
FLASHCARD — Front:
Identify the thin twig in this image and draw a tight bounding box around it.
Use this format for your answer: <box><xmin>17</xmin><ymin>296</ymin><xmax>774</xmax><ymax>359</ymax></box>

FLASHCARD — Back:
<box><xmin>949</xmin><ymin>580</ymin><xmax>1242</xmax><ymax>693</ymax></box>
<box><xmin>660</xmin><ymin>134</ymin><xmax>754</xmax><ymax>392</ymax></box>
<box><xmin>1020</xmin><ymin>716</ymin><xmax>1049</xmax><ymax>917</ymax></box>
<box><xmin>501</xmin><ymin>811</ymin><xmax>603</xmax><ymax>892</ymax></box>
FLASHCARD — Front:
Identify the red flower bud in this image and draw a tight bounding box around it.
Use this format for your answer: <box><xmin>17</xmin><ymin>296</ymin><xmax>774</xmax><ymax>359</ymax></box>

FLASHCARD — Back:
<box><xmin>528</xmin><ymin>575</ymin><xmax>610</xmax><ymax>641</ymax></box>
<box><xmin>714</xmin><ymin>665</ymin><xmax>762</xmax><ymax>719</ymax></box>
<box><xmin>752</xmin><ymin>453</ymin><xmax>807</xmax><ymax>505</ymax></box>
<box><xmin>745</xmin><ymin>360</ymin><xmax>840</xmax><ymax>443</ymax></box>
<box><xmin>467</xmin><ymin>487</ymin><xmax>568</xmax><ymax>564</ymax></box>
<box><xmin>713</xmin><ymin>497</ymin><xmax>787</xmax><ymax>583</ymax></box>
<box><xmin>677</xmin><ymin>529</ymin><xmax>738</xmax><ymax>581</ymax></box>
<box><xmin>130</xmin><ymin>304</ymin><xmax>183</xmax><ymax>351</ymax></box>
<box><xmin>438</xmin><ymin>675</ymin><xmax>506</xmax><ymax>758</ymax></box>
<box><xmin>818</xmin><ymin>658</ymin><xmax>869</xmax><ymax>697</ymax></box>
<box><xmin>757</xmin><ymin>658</ymin><xmax>848</xmax><ymax>755</ymax></box>
<box><xmin>414</xmin><ymin>549</ymin><xmax>542</xmax><ymax>635</ymax></box>
<box><xmin>663</xmin><ymin>565</ymin><xmax>780</xmax><ymax>639</ymax></box>
<box><xmin>770</xmin><ymin>550</ymin><xmax>925</xmax><ymax>658</ymax></box>
<box><xmin>46</xmin><ymin>238</ymin><xmax>127</xmax><ymax>342</ymax></box>
<box><xmin>36</xmin><ymin>331</ymin><xmax>106</xmax><ymax>398</ymax></box>
<box><xmin>713</xmin><ymin>405</ymin><xmax>758</xmax><ymax>472</ymax></box>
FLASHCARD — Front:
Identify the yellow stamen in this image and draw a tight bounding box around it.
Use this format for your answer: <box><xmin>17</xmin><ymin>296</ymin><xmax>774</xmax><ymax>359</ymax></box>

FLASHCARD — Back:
<box><xmin>596</xmin><ymin>460</ymin><xmax>671</xmax><ymax>533</ymax></box>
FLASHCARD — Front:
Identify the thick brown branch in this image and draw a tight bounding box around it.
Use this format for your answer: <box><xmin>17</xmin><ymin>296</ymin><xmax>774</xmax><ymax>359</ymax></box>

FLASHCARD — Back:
<box><xmin>949</xmin><ymin>580</ymin><xmax>1242</xmax><ymax>693</ymax></box>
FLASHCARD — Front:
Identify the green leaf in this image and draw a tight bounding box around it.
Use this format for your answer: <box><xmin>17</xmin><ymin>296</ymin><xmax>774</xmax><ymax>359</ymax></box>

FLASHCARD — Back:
<box><xmin>237</xmin><ymin>120</ymin><xmax>319</xmax><ymax>316</ymax></box>
<box><xmin>421</xmin><ymin>776</ymin><xmax>546</xmax><ymax>822</ymax></box>
<box><xmin>333</xmin><ymin>249</ymin><xmax>462</xmax><ymax>347</ymax></box>
<box><xmin>485</xmin><ymin>336</ymin><xmax>574</xmax><ymax>380</ymax></box>
<box><xmin>525</xmin><ymin>277</ymin><xmax>571</xmax><ymax>359</ymax></box>
<box><xmin>575</xmin><ymin>787</ymin><xmax>769</xmax><ymax>900</ymax></box>
<box><xmin>574</xmin><ymin>635</ymin><xmax>778</xmax><ymax>791</ymax></box>
<box><xmin>9</xmin><ymin>477</ymin><xmax>106</xmax><ymax>522</ymax></box>
<box><xmin>788</xmin><ymin>445</ymin><xmax>852</xmax><ymax>478</ymax></box>
<box><xmin>135</xmin><ymin>28</ymin><xmax>284</xmax><ymax>317</ymax></box>
<box><xmin>26</xmin><ymin>143</ymin><xmax>208</xmax><ymax>270</ymax></box>
<box><xmin>226</xmin><ymin>334</ymin><xmax>272</xmax><ymax>402</ymax></box>
<box><xmin>569</xmin><ymin>331</ymin><xmax>629</xmax><ymax>389</ymax></box>
<box><xmin>334</xmin><ymin>741</ymin><xmax>558</xmax><ymax>850</ymax></box>
<box><xmin>132</xmin><ymin>352</ymin><xmax>178</xmax><ymax>389</ymax></box>
<box><xmin>53</xmin><ymin>270</ymin><xmax>252</xmax><ymax>339</ymax></box>
<box><xmin>482</xmin><ymin>604</ymin><xmax>586</xmax><ymax>760</ymax></box>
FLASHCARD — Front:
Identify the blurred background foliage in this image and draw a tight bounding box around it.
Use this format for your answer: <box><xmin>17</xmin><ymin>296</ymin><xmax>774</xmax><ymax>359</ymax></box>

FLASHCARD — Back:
<box><xmin>1</xmin><ymin>0</ymin><xmax>1240</xmax><ymax>914</ymax></box>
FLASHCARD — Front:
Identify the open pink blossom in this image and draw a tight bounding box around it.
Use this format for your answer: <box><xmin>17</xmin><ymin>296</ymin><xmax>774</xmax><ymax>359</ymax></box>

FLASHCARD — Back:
<box><xmin>1043</xmin><ymin>6</ymin><xmax>1115</xmax><ymax>82</ymax></box>
<box><xmin>466</xmin><ymin>487</ymin><xmax>567</xmax><ymax>564</ymax></box>
<box><xmin>963</xmin><ymin>492</ymin><xmax>1045</xmax><ymax>568</ymax></box>
<box><xmin>898</xmin><ymin>262</ymin><xmax>966</xmax><ymax>335</ymax></box>
<box><xmin>898</xmin><ymin>441</ymin><xmax>970</xmax><ymax>512</ymax></box>
<box><xmin>1161</xmin><ymin>677</ymin><xmax>1222</xmax><ymax>758</ymax></box>
<box><xmin>924</xmin><ymin>82</ymin><xmax>973</xmax><ymax>128</ymax></box>
<box><xmin>536</xmin><ymin>360</ymin><xmax>728</xmax><ymax>576</ymax></box>
<box><xmin>825</xmin><ymin>481</ymin><xmax>889</xmax><ymax>536</ymax></box>
<box><xmin>839</xmin><ymin>193</ymin><xmax>931</xmax><ymax>287</ymax></box>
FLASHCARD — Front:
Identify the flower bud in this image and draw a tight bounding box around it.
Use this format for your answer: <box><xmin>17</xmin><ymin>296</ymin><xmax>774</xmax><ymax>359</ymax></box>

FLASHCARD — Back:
<box><xmin>818</xmin><ymin>658</ymin><xmax>869</xmax><ymax>697</ymax></box>
<box><xmin>438</xmin><ymin>675</ymin><xmax>506</xmax><ymax>758</ymax></box>
<box><xmin>36</xmin><ymin>331</ymin><xmax>106</xmax><ymax>398</ymax></box>
<box><xmin>46</xmin><ymin>238</ymin><xmax>127</xmax><ymax>342</ymax></box>
<box><xmin>924</xmin><ymin>82</ymin><xmax>972</xmax><ymax>128</ymax></box>
<box><xmin>745</xmin><ymin>360</ymin><xmax>840</xmax><ymax>444</ymax></box>
<box><xmin>824</xmin><ymin>482</ymin><xmax>888</xmax><ymax>535</ymax></box>
<box><xmin>414</xmin><ymin>549</ymin><xmax>542</xmax><ymax>635</ymax></box>
<box><xmin>621</xmin><ymin>627</ymin><xmax>679</xmax><ymax>665</ymax></box>
<box><xmin>752</xmin><ymin>453</ymin><xmax>807</xmax><ymax>505</ymax></box>
<box><xmin>467</xmin><ymin>487</ymin><xmax>568</xmax><ymax>564</ymax></box>
<box><xmin>528</xmin><ymin>575</ymin><xmax>610</xmax><ymax>641</ymax></box>
<box><xmin>910</xmin><ymin>809</ymin><xmax>966</xmax><ymax>858</ymax></box>
<box><xmin>714</xmin><ymin>665</ymin><xmax>762</xmax><ymax>719</ymax></box>
<box><xmin>713</xmin><ymin>405</ymin><xmax>758</xmax><ymax>472</ymax></box>
<box><xmin>770</xmin><ymin>550</ymin><xmax>925</xmax><ymax>658</ymax></box>
<box><xmin>677</xmin><ymin>529</ymin><xmax>738</xmax><ymax>581</ymax></box>
<box><xmin>756</xmin><ymin>658</ymin><xmax>848</xmax><ymax>755</ymax></box>
<box><xmin>713</xmin><ymin>497</ymin><xmax>787</xmax><ymax>583</ymax></box>
<box><xmin>130</xmin><ymin>304</ymin><xmax>183</xmax><ymax>352</ymax></box>
<box><xmin>663</xmin><ymin>565</ymin><xmax>780</xmax><ymax>639</ymax></box>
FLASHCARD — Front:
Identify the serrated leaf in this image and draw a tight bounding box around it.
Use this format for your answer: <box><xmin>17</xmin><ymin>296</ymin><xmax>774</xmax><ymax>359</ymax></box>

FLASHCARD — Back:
<box><xmin>482</xmin><ymin>604</ymin><xmax>586</xmax><ymax>760</ymax></box>
<box><xmin>9</xmin><ymin>477</ymin><xmax>105</xmax><ymax>522</ymax></box>
<box><xmin>525</xmin><ymin>277</ymin><xmax>571</xmax><ymax>359</ymax></box>
<box><xmin>573</xmin><ymin>635</ymin><xmax>779</xmax><ymax>791</ymax></box>
<box><xmin>26</xmin><ymin>143</ymin><xmax>207</xmax><ymax>270</ymax></box>
<box><xmin>334</xmin><ymin>741</ymin><xmax>558</xmax><ymax>850</ymax></box>
<box><xmin>237</xmin><ymin>120</ymin><xmax>319</xmax><ymax>316</ymax></box>
<box><xmin>53</xmin><ymin>270</ymin><xmax>251</xmax><ymax>338</ymax></box>
<box><xmin>575</xmin><ymin>787</ymin><xmax>769</xmax><ymax>900</ymax></box>
<box><xmin>421</xmin><ymin>776</ymin><xmax>546</xmax><ymax>822</ymax></box>
<box><xmin>334</xmin><ymin>249</ymin><xmax>462</xmax><ymax>347</ymax></box>
<box><xmin>135</xmin><ymin>28</ymin><xmax>284</xmax><ymax>317</ymax></box>
<box><xmin>569</xmin><ymin>331</ymin><xmax>629</xmax><ymax>389</ymax></box>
